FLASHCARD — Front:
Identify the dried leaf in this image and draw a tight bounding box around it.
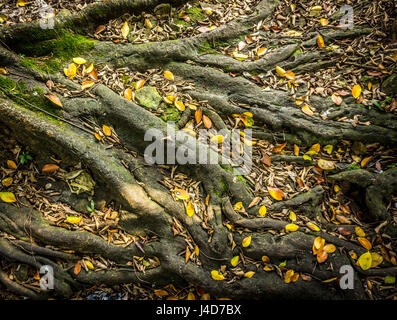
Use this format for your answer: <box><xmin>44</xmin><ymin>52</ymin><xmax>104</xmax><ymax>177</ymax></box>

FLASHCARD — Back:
<box><xmin>73</xmin><ymin>261</ymin><xmax>82</xmax><ymax>275</ymax></box>
<box><xmin>301</xmin><ymin>104</ymin><xmax>314</xmax><ymax>116</ymax></box>
<box><xmin>45</xmin><ymin>93</ymin><xmax>63</xmax><ymax>108</ymax></box>
<box><xmin>358</xmin><ymin>237</ymin><xmax>372</xmax><ymax>250</ymax></box>
<box><xmin>0</xmin><ymin>192</ymin><xmax>16</xmax><ymax>203</ymax></box>
<box><xmin>316</xmin><ymin>250</ymin><xmax>328</xmax><ymax>263</ymax></box>
<box><xmin>1</xmin><ymin>177</ymin><xmax>13</xmax><ymax>187</ymax></box>
<box><xmin>121</xmin><ymin>21</ymin><xmax>130</xmax><ymax>39</ymax></box>
<box><xmin>317</xmin><ymin>159</ymin><xmax>335</xmax><ymax>170</ymax></box>
<box><xmin>7</xmin><ymin>160</ymin><xmax>17</xmax><ymax>170</ymax></box>
<box><xmin>307</xmin><ymin>222</ymin><xmax>320</xmax><ymax>231</ymax></box>
<box><xmin>211</xmin><ymin>270</ymin><xmax>225</xmax><ymax>280</ymax></box>
<box><xmin>273</xmin><ymin>142</ymin><xmax>287</xmax><ymax>153</ymax></box>
<box><xmin>267</xmin><ymin>186</ymin><xmax>284</xmax><ymax>200</ymax></box>
<box><xmin>102</xmin><ymin>125</ymin><xmax>112</xmax><ymax>136</ymax></box>
<box><xmin>202</xmin><ymin>115</ymin><xmax>212</xmax><ymax>129</ymax></box>
<box><xmin>352</xmin><ymin>84</ymin><xmax>362</xmax><ymax>99</ymax></box>
<box><xmin>259</xmin><ymin>205</ymin><xmax>267</xmax><ymax>217</ymax></box>
<box><xmin>186</xmin><ymin>201</ymin><xmax>194</xmax><ymax>217</ymax></box>
<box><xmin>358</xmin><ymin>251</ymin><xmax>372</xmax><ymax>270</ymax></box>
<box><xmin>42</xmin><ymin>164</ymin><xmax>60</xmax><ymax>173</ymax></box>
<box><xmin>323</xmin><ymin>244</ymin><xmax>336</xmax><ymax>253</ymax></box>
<box><xmin>317</xmin><ymin>35</ymin><xmax>325</xmax><ymax>48</ymax></box>
<box><xmin>242</xmin><ymin>235</ymin><xmax>251</xmax><ymax>247</ymax></box>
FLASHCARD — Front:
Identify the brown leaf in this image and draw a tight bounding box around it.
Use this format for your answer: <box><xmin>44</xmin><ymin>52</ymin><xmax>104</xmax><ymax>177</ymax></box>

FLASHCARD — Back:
<box><xmin>42</xmin><ymin>164</ymin><xmax>60</xmax><ymax>173</ymax></box>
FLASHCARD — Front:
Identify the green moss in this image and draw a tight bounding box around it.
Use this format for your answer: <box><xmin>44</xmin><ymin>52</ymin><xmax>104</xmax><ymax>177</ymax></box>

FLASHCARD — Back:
<box><xmin>19</xmin><ymin>30</ymin><xmax>95</xmax><ymax>74</ymax></box>
<box><xmin>186</xmin><ymin>7</ymin><xmax>205</xmax><ymax>21</ymax></box>
<box><xmin>0</xmin><ymin>75</ymin><xmax>61</xmax><ymax>118</ymax></box>
<box><xmin>161</xmin><ymin>107</ymin><xmax>181</xmax><ymax>122</ymax></box>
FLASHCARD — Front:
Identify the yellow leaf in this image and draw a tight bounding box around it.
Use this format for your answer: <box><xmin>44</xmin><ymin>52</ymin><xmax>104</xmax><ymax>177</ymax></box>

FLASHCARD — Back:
<box><xmin>85</xmin><ymin>63</ymin><xmax>94</xmax><ymax>74</ymax></box>
<box><xmin>361</xmin><ymin>157</ymin><xmax>371</xmax><ymax>168</ymax></box>
<box><xmin>306</xmin><ymin>221</ymin><xmax>320</xmax><ymax>232</ymax></box>
<box><xmin>275</xmin><ymin>66</ymin><xmax>286</xmax><ymax>77</ymax></box>
<box><xmin>301</xmin><ymin>104</ymin><xmax>314</xmax><ymax>116</ymax></box>
<box><xmin>195</xmin><ymin>245</ymin><xmax>199</xmax><ymax>256</ymax></box>
<box><xmin>175</xmin><ymin>100</ymin><xmax>185</xmax><ymax>111</ymax></box>
<box><xmin>7</xmin><ymin>160</ymin><xmax>17</xmax><ymax>170</ymax></box>
<box><xmin>320</xmin><ymin>18</ymin><xmax>328</xmax><ymax>26</ymax></box>
<box><xmin>164</xmin><ymin>70</ymin><xmax>174</xmax><ymax>81</ymax></box>
<box><xmin>164</xmin><ymin>95</ymin><xmax>176</xmax><ymax>104</ymax></box>
<box><xmin>317</xmin><ymin>250</ymin><xmax>328</xmax><ymax>263</ymax></box>
<box><xmin>323</xmin><ymin>145</ymin><xmax>333</xmax><ymax>154</ymax></box>
<box><xmin>259</xmin><ymin>205</ymin><xmax>267</xmax><ymax>216</ymax></box>
<box><xmin>67</xmin><ymin>63</ymin><xmax>77</xmax><ymax>78</ymax></box>
<box><xmin>45</xmin><ymin>93</ymin><xmax>63</xmax><ymax>108</ymax></box>
<box><xmin>314</xmin><ymin>237</ymin><xmax>325</xmax><ymax>251</ymax></box>
<box><xmin>309</xmin><ymin>143</ymin><xmax>321</xmax><ymax>153</ymax></box>
<box><xmin>186</xmin><ymin>201</ymin><xmax>194</xmax><ymax>217</ymax></box>
<box><xmin>0</xmin><ymin>67</ymin><xmax>8</xmax><ymax>75</ymax></box>
<box><xmin>94</xmin><ymin>132</ymin><xmax>102</xmax><ymax>141</ymax></box>
<box><xmin>85</xmin><ymin>260</ymin><xmax>94</xmax><ymax>270</ymax></box>
<box><xmin>322</xmin><ymin>277</ymin><xmax>338</xmax><ymax>283</ymax></box>
<box><xmin>284</xmin><ymin>269</ymin><xmax>294</xmax><ymax>283</ymax></box>
<box><xmin>154</xmin><ymin>289</ymin><xmax>169</xmax><ymax>297</ymax></box>
<box><xmin>317</xmin><ymin>35</ymin><xmax>325</xmax><ymax>48</ymax></box>
<box><xmin>267</xmin><ymin>186</ymin><xmax>284</xmax><ymax>201</ymax></box>
<box><xmin>0</xmin><ymin>192</ymin><xmax>16</xmax><ymax>203</ymax></box>
<box><xmin>175</xmin><ymin>188</ymin><xmax>190</xmax><ymax>200</ymax></box>
<box><xmin>231</xmin><ymin>256</ymin><xmax>239</xmax><ymax>267</ymax></box>
<box><xmin>244</xmin><ymin>271</ymin><xmax>255</xmax><ymax>278</ymax></box>
<box><xmin>66</xmin><ymin>216</ymin><xmax>82</xmax><ymax>224</ymax></box>
<box><xmin>358</xmin><ymin>251</ymin><xmax>372</xmax><ymax>270</ymax></box>
<box><xmin>211</xmin><ymin>270</ymin><xmax>225</xmax><ymax>280</ymax></box>
<box><xmin>233</xmin><ymin>202</ymin><xmax>244</xmax><ymax>211</ymax></box>
<box><xmin>317</xmin><ymin>159</ymin><xmax>335</xmax><ymax>170</ymax></box>
<box><xmin>285</xmin><ymin>70</ymin><xmax>295</xmax><ymax>80</ymax></box>
<box><xmin>135</xmin><ymin>79</ymin><xmax>145</xmax><ymax>90</ymax></box>
<box><xmin>121</xmin><ymin>21</ymin><xmax>130</xmax><ymax>39</ymax></box>
<box><xmin>17</xmin><ymin>0</ymin><xmax>30</xmax><ymax>7</ymax></box>
<box><xmin>1</xmin><ymin>177</ymin><xmax>13</xmax><ymax>187</ymax></box>
<box><xmin>285</xmin><ymin>224</ymin><xmax>299</xmax><ymax>232</ymax></box>
<box><xmin>187</xmin><ymin>292</ymin><xmax>196</xmax><ymax>300</ymax></box>
<box><xmin>73</xmin><ymin>57</ymin><xmax>86</xmax><ymax>65</ymax></box>
<box><xmin>257</xmin><ymin>47</ymin><xmax>266</xmax><ymax>57</ymax></box>
<box><xmin>232</xmin><ymin>52</ymin><xmax>249</xmax><ymax>60</ymax></box>
<box><xmin>323</xmin><ymin>244</ymin><xmax>336</xmax><ymax>253</ymax></box>
<box><xmin>289</xmin><ymin>211</ymin><xmax>297</xmax><ymax>222</ymax></box>
<box><xmin>358</xmin><ymin>237</ymin><xmax>372</xmax><ymax>250</ymax></box>
<box><xmin>263</xmin><ymin>265</ymin><xmax>274</xmax><ymax>271</ymax></box>
<box><xmin>102</xmin><ymin>125</ymin><xmax>112</xmax><ymax>136</ymax></box>
<box><xmin>262</xmin><ymin>256</ymin><xmax>270</xmax><ymax>263</ymax></box>
<box><xmin>355</xmin><ymin>226</ymin><xmax>366</xmax><ymax>237</ymax></box>
<box><xmin>352</xmin><ymin>84</ymin><xmax>362</xmax><ymax>99</ymax></box>
<box><xmin>81</xmin><ymin>81</ymin><xmax>95</xmax><ymax>90</ymax></box>
<box><xmin>201</xmin><ymin>293</ymin><xmax>211</xmax><ymax>300</ymax></box>
<box><xmin>210</xmin><ymin>135</ymin><xmax>225</xmax><ymax>144</ymax></box>
<box><xmin>294</xmin><ymin>144</ymin><xmax>300</xmax><ymax>156</ymax></box>
<box><xmin>144</xmin><ymin>18</ymin><xmax>153</xmax><ymax>29</ymax></box>
<box><xmin>124</xmin><ymin>88</ymin><xmax>133</xmax><ymax>100</ymax></box>
<box><xmin>370</xmin><ymin>252</ymin><xmax>383</xmax><ymax>268</ymax></box>
<box><xmin>242</xmin><ymin>235</ymin><xmax>251</xmax><ymax>247</ymax></box>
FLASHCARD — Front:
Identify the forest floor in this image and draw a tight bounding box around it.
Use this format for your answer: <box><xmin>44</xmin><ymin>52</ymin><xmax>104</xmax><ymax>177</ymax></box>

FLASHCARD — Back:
<box><xmin>0</xmin><ymin>0</ymin><xmax>396</xmax><ymax>300</ymax></box>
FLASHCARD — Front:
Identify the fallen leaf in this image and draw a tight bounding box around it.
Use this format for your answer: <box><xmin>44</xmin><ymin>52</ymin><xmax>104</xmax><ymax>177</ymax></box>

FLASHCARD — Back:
<box><xmin>242</xmin><ymin>235</ymin><xmax>251</xmax><ymax>247</ymax></box>
<box><xmin>259</xmin><ymin>205</ymin><xmax>267</xmax><ymax>216</ymax></box>
<box><xmin>164</xmin><ymin>70</ymin><xmax>174</xmax><ymax>80</ymax></box>
<box><xmin>81</xmin><ymin>81</ymin><xmax>95</xmax><ymax>90</ymax></box>
<box><xmin>7</xmin><ymin>160</ymin><xmax>17</xmax><ymax>170</ymax></box>
<box><xmin>175</xmin><ymin>188</ymin><xmax>190</xmax><ymax>200</ymax></box>
<box><xmin>273</xmin><ymin>142</ymin><xmax>287</xmax><ymax>153</ymax></box>
<box><xmin>175</xmin><ymin>100</ymin><xmax>185</xmax><ymax>111</ymax></box>
<box><xmin>45</xmin><ymin>93</ymin><xmax>63</xmax><ymax>108</ymax></box>
<box><xmin>73</xmin><ymin>261</ymin><xmax>81</xmax><ymax>275</ymax></box>
<box><xmin>0</xmin><ymin>192</ymin><xmax>16</xmax><ymax>203</ymax></box>
<box><xmin>186</xmin><ymin>201</ymin><xmax>194</xmax><ymax>217</ymax></box>
<box><xmin>124</xmin><ymin>88</ymin><xmax>133</xmax><ymax>100</ymax></box>
<box><xmin>231</xmin><ymin>256</ymin><xmax>239</xmax><ymax>267</ymax></box>
<box><xmin>42</xmin><ymin>164</ymin><xmax>60</xmax><ymax>173</ymax></box>
<box><xmin>135</xmin><ymin>79</ymin><xmax>145</xmax><ymax>90</ymax></box>
<box><xmin>121</xmin><ymin>21</ymin><xmax>130</xmax><ymax>38</ymax></box>
<box><xmin>66</xmin><ymin>216</ymin><xmax>82</xmax><ymax>224</ymax></box>
<box><xmin>358</xmin><ymin>237</ymin><xmax>372</xmax><ymax>250</ymax></box>
<box><xmin>1</xmin><ymin>177</ymin><xmax>13</xmax><ymax>187</ymax></box>
<box><xmin>267</xmin><ymin>186</ymin><xmax>284</xmax><ymax>200</ymax></box>
<box><xmin>154</xmin><ymin>289</ymin><xmax>169</xmax><ymax>297</ymax></box>
<box><xmin>352</xmin><ymin>84</ymin><xmax>362</xmax><ymax>99</ymax></box>
<box><xmin>306</xmin><ymin>222</ymin><xmax>320</xmax><ymax>231</ymax></box>
<box><xmin>73</xmin><ymin>57</ymin><xmax>86</xmax><ymax>65</ymax></box>
<box><xmin>317</xmin><ymin>35</ymin><xmax>325</xmax><ymax>48</ymax></box>
<box><xmin>358</xmin><ymin>251</ymin><xmax>372</xmax><ymax>270</ymax></box>
<box><xmin>202</xmin><ymin>115</ymin><xmax>212</xmax><ymax>129</ymax></box>
<box><xmin>102</xmin><ymin>125</ymin><xmax>112</xmax><ymax>136</ymax></box>
<box><xmin>284</xmin><ymin>269</ymin><xmax>294</xmax><ymax>283</ymax></box>
<box><xmin>317</xmin><ymin>159</ymin><xmax>335</xmax><ymax>170</ymax></box>
<box><xmin>211</xmin><ymin>270</ymin><xmax>225</xmax><ymax>280</ymax></box>
<box><xmin>244</xmin><ymin>271</ymin><xmax>255</xmax><ymax>278</ymax></box>
<box><xmin>275</xmin><ymin>66</ymin><xmax>286</xmax><ymax>77</ymax></box>
<box><xmin>285</xmin><ymin>224</ymin><xmax>299</xmax><ymax>232</ymax></box>
<box><xmin>301</xmin><ymin>104</ymin><xmax>314</xmax><ymax>116</ymax></box>
<box><xmin>317</xmin><ymin>250</ymin><xmax>328</xmax><ymax>263</ymax></box>
<box><xmin>323</xmin><ymin>244</ymin><xmax>336</xmax><ymax>253</ymax></box>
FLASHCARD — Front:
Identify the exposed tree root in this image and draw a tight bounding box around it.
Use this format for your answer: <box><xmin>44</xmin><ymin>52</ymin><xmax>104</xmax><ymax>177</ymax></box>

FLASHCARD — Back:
<box><xmin>0</xmin><ymin>0</ymin><xmax>396</xmax><ymax>300</ymax></box>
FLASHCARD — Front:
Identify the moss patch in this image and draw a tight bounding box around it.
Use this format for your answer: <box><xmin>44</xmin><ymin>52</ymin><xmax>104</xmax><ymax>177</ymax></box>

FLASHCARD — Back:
<box><xmin>19</xmin><ymin>30</ymin><xmax>95</xmax><ymax>74</ymax></box>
